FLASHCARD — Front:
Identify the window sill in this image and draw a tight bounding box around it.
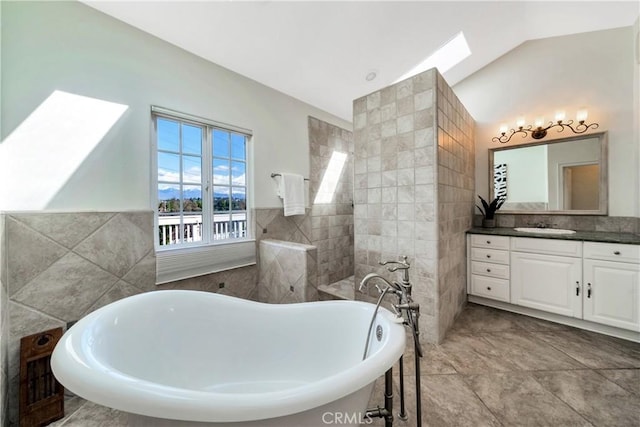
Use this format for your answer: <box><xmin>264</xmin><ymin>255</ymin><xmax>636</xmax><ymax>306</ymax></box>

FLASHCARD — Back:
<box><xmin>156</xmin><ymin>239</ymin><xmax>256</xmax><ymax>285</ymax></box>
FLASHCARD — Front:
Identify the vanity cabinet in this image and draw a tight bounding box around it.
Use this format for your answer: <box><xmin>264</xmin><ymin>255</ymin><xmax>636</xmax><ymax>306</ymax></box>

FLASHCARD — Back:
<box><xmin>583</xmin><ymin>242</ymin><xmax>640</xmax><ymax>332</ymax></box>
<box><xmin>467</xmin><ymin>233</ymin><xmax>640</xmax><ymax>339</ymax></box>
<box><xmin>510</xmin><ymin>238</ymin><xmax>582</xmax><ymax>318</ymax></box>
<box><xmin>468</xmin><ymin>235</ymin><xmax>510</xmax><ymax>302</ymax></box>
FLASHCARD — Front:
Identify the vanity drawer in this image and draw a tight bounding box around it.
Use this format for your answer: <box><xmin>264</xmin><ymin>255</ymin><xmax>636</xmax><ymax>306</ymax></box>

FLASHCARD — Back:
<box><xmin>511</xmin><ymin>237</ymin><xmax>582</xmax><ymax>257</ymax></box>
<box><xmin>583</xmin><ymin>242</ymin><xmax>640</xmax><ymax>264</ymax></box>
<box><xmin>471</xmin><ymin>261</ymin><xmax>510</xmax><ymax>279</ymax></box>
<box><xmin>471</xmin><ymin>247</ymin><xmax>510</xmax><ymax>265</ymax></box>
<box><xmin>470</xmin><ymin>234</ymin><xmax>510</xmax><ymax>250</ymax></box>
<box><xmin>470</xmin><ymin>275</ymin><xmax>510</xmax><ymax>302</ymax></box>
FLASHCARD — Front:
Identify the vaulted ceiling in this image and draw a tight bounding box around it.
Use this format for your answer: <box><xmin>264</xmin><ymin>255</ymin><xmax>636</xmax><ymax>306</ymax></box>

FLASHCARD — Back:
<box><xmin>83</xmin><ymin>1</ymin><xmax>639</xmax><ymax>122</ymax></box>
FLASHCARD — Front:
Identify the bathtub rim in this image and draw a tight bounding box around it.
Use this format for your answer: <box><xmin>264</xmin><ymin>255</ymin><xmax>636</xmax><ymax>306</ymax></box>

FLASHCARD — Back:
<box><xmin>51</xmin><ymin>290</ymin><xmax>406</xmax><ymax>423</ymax></box>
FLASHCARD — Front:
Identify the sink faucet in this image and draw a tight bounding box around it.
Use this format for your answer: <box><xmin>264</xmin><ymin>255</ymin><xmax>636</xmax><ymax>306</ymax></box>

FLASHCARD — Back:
<box><xmin>530</xmin><ymin>221</ymin><xmax>557</xmax><ymax>229</ymax></box>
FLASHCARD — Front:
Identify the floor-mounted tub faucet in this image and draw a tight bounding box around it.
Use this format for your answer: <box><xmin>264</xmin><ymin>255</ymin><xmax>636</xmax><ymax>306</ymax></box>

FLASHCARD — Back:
<box><xmin>361</xmin><ymin>256</ymin><xmax>423</xmax><ymax>427</ymax></box>
<box><xmin>379</xmin><ymin>256</ymin><xmax>411</xmax><ymax>295</ymax></box>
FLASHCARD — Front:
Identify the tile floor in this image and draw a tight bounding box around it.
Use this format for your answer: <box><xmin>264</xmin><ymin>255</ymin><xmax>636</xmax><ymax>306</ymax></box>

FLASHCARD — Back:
<box><xmin>48</xmin><ymin>303</ymin><xmax>639</xmax><ymax>427</ymax></box>
<box><xmin>366</xmin><ymin>303</ymin><xmax>640</xmax><ymax>427</ymax></box>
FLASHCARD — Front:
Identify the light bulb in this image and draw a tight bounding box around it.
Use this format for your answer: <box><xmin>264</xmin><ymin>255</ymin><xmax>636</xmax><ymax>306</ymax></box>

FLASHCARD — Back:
<box><xmin>499</xmin><ymin>124</ymin><xmax>508</xmax><ymax>134</ymax></box>
<box><xmin>534</xmin><ymin>117</ymin><xmax>545</xmax><ymax>128</ymax></box>
<box><xmin>554</xmin><ymin>111</ymin><xmax>565</xmax><ymax>122</ymax></box>
<box><xmin>516</xmin><ymin>117</ymin><xmax>526</xmax><ymax>128</ymax></box>
<box><xmin>576</xmin><ymin>109</ymin><xmax>588</xmax><ymax>122</ymax></box>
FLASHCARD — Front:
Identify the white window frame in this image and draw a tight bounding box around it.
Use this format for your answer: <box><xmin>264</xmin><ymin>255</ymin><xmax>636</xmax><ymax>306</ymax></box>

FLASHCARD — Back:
<box><xmin>151</xmin><ymin>106</ymin><xmax>255</xmax><ymax>284</ymax></box>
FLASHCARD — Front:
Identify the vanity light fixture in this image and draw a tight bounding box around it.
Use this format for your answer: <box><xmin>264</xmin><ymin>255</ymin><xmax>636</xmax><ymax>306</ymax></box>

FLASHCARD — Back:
<box><xmin>493</xmin><ymin>109</ymin><xmax>599</xmax><ymax>143</ymax></box>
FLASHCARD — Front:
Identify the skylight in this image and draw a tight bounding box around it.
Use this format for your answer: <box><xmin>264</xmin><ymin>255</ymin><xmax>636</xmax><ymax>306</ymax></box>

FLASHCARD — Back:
<box><xmin>395</xmin><ymin>31</ymin><xmax>471</xmax><ymax>83</ymax></box>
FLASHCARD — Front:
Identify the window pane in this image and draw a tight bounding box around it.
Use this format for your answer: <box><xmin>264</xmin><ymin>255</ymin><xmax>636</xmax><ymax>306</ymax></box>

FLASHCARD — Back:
<box><xmin>231</xmin><ymin>211</ymin><xmax>248</xmax><ymax>238</ymax></box>
<box><xmin>232</xmin><ymin>187</ymin><xmax>246</xmax><ymax>211</ymax></box>
<box><xmin>213</xmin><ymin>130</ymin><xmax>230</xmax><ymax>158</ymax></box>
<box><xmin>183</xmin><ymin>155</ymin><xmax>202</xmax><ymax>183</ymax></box>
<box><xmin>183</xmin><ymin>184</ymin><xmax>203</xmax><ymax>244</ymax></box>
<box><xmin>213</xmin><ymin>212</ymin><xmax>231</xmax><ymax>241</ymax></box>
<box><xmin>213</xmin><ymin>186</ymin><xmax>230</xmax><ymax>212</ymax></box>
<box><xmin>158</xmin><ymin>183</ymin><xmax>181</xmax><ymax>246</ymax></box>
<box><xmin>231</xmin><ymin>133</ymin><xmax>246</xmax><ymax>160</ymax></box>
<box><xmin>158</xmin><ymin>152</ymin><xmax>180</xmax><ymax>182</ymax></box>
<box><xmin>157</xmin><ymin>184</ymin><xmax>181</xmax><ymax>212</ymax></box>
<box><xmin>231</xmin><ymin>161</ymin><xmax>245</xmax><ymax>186</ymax></box>
<box><xmin>157</xmin><ymin>118</ymin><xmax>180</xmax><ymax>152</ymax></box>
<box><xmin>182</xmin><ymin>124</ymin><xmax>202</xmax><ymax>155</ymax></box>
<box><xmin>182</xmin><ymin>185</ymin><xmax>202</xmax><ymax>212</ymax></box>
<box><xmin>213</xmin><ymin>158</ymin><xmax>230</xmax><ymax>185</ymax></box>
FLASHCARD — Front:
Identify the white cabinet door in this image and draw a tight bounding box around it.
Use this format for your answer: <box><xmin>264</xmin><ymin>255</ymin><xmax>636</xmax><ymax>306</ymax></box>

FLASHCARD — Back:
<box><xmin>583</xmin><ymin>259</ymin><xmax>640</xmax><ymax>332</ymax></box>
<box><xmin>511</xmin><ymin>251</ymin><xmax>582</xmax><ymax>318</ymax></box>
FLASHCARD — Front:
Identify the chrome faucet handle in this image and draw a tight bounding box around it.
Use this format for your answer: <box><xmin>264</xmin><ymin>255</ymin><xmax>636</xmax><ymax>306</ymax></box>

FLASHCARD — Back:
<box><xmin>379</xmin><ymin>256</ymin><xmax>411</xmax><ymax>271</ymax></box>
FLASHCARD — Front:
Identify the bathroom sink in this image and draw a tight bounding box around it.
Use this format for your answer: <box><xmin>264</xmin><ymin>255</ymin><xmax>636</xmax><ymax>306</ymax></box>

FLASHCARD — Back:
<box><xmin>514</xmin><ymin>227</ymin><xmax>576</xmax><ymax>235</ymax></box>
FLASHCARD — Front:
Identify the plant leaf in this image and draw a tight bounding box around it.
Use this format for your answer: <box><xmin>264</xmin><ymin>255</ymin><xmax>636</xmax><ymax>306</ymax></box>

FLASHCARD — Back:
<box><xmin>478</xmin><ymin>195</ymin><xmax>490</xmax><ymax>214</ymax></box>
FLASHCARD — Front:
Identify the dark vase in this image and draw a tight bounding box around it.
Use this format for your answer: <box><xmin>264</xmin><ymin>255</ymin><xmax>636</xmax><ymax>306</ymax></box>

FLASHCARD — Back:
<box><xmin>482</xmin><ymin>218</ymin><xmax>496</xmax><ymax>228</ymax></box>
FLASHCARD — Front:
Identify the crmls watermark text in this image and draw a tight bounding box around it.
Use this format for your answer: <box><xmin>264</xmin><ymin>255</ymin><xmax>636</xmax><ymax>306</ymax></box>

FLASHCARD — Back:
<box><xmin>322</xmin><ymin>412</ymin><xmax>373</xmax><ymax>425</ymax></box>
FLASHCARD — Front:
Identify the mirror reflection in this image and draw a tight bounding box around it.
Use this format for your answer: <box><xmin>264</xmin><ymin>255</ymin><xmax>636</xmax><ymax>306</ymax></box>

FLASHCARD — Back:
<box><xmin>489</xmin><ymin>133</ymin><xmax>607</xmax><ymax>214</ymax></box>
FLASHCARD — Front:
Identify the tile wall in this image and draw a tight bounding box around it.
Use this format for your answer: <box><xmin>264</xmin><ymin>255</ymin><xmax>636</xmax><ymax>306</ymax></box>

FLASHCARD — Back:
<box><xmin>435</xmin><ymin>73</ymin><xmax>476</xmax><ymax>339</ymax></box>
<box><xmin>0</xmin><ymin>211</ymin><xmax>257</xmax><ymax>425</ymax></box>
<box><xmin>1</xmin><ymin>212</ymin><xmax>153</xmax><ymax>425</ymax></box>
<box><xmin>255</xmin><ymin>116</ymin><xmax>353</xmax><ymax>298</ymax></box>
<box><xmin>479</xmin><ymin>214</ymin><xmax>640</xmax><ymax>233</ymax></box>
<box><xmin>353</xmin><ymin>69</ymin><xmax>440</xmax><ymax>342</ymax></box>
<box><xmin>353</xmin><ymin>68</ymin><xmax>475</xmax><ymax>343</ymax></box>
<box><xmin>1</xmin><ymin>214</ymin><xmax>7</xmax><ymax>427</ymax></box>
<box><xmin>308</xmin><ymin>117</ymin><xmax>354</xmax><ymax>288</ymax></box>
<box><xmin>258</xmin><ymin>239</ymin><xmax>318</xmax><ymax>303</ymax></box>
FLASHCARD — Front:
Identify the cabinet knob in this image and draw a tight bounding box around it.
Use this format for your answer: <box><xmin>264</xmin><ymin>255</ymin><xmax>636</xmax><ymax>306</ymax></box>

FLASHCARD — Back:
<box><xmin>486</xmin><ymin>268</ymin><xmax>491</xmax><ymax>273</ymax></box>
<box><xmin>486</xmin><ymin>240</ymin><xmax>491</xmax><ymax>244</ymax></box>
<box><xmin>486</xmin><ymin>254</ymin><xmax>491</xmax><ymax>258</ymax></box>
<box><xmin>613</xmin><ymin>251</ymin><xmax>621</xmax><ymax>255</ymax></box>
<box><xmin>487</xmin><ymin>286</ymin><xmax>492</xmax><ymax>291</ymax></box>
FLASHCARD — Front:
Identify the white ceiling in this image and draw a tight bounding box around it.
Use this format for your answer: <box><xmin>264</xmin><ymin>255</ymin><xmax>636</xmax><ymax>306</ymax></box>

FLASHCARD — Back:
<box><xmin>83</xmin><ymin>1</ymin><xmax>639</xmax><ymax>122</ymax></box>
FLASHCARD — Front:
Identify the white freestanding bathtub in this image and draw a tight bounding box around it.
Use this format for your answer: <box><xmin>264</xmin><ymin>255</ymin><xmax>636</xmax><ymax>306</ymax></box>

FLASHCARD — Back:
<box><xmin>51</xmin><ymin>290</ymin><xmax>405</xmax><ymax>426</ymax></box>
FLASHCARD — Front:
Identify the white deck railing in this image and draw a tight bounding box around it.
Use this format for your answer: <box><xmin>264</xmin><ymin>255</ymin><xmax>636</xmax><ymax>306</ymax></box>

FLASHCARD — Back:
<box><xmin>158</xmin><ymin>213</ymin><xmax>247</xmax><ymax>246</ymax></box>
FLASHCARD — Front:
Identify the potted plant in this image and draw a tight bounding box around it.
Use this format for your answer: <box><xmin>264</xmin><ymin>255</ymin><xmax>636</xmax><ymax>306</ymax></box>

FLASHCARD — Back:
<box><xmin>476</xmin><ymin>195</ymin><xmax>506</xmax><ymax>228</ymax></box>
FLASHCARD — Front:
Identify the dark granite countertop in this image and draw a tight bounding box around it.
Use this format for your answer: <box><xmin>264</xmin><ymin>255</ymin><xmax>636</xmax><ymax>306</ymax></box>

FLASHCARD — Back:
<box><xmin>467</xmin><ymin>227</ymin><xmax>640</xmax><ymax>245</ymax></box>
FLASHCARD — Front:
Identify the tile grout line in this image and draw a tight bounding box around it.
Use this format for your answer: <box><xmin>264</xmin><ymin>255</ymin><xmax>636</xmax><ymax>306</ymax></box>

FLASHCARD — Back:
<box><xmin>526</xmin><ymin>371</ymin><xmax>598</xmax><ymax>427</ymax></box>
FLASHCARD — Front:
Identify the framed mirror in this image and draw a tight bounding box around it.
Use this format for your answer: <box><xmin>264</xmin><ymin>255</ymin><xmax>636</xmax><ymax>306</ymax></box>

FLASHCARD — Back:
<box><xmin>488</xmin><ymin>132</ymin><xmax>607</xmax><ymax>214</ymax></box>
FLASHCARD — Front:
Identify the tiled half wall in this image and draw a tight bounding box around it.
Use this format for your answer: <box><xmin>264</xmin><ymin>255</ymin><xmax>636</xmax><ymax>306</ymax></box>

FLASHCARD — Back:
<box><xmin>258</xmin><ymin>239</ymin><xmax>317</xmax><ymax>303</ymax></box>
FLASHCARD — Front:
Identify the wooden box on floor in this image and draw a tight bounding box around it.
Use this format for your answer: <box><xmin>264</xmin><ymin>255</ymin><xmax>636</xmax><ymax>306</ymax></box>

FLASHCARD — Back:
<box><xmin>19</xmin><ymin>327</ymin><xmax>65</xmax><ymax>427</ymax></box>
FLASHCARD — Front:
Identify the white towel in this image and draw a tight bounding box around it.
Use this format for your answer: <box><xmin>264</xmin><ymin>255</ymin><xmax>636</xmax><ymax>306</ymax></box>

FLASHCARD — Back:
<box><xmin>278</xmin><ymin>173</ymin><xmax>306</xmax><ymax>216</ymax></box>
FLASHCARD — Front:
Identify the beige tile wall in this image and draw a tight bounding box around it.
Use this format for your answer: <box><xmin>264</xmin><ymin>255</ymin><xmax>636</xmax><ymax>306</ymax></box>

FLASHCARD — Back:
<box><xmin>482</xmin><ymin>214</ymin><xmax>640</xmax><ymax>233</ymax></box>
<box><xmin>353</xmin><ymin>69</ymin><xmax>440</xmax><ymax>342</ymax></box>
<box><xmin>2</xmin><ymin>212</ymin><xmax>153</xmax><ymax>424</ymax></box>
<box><xmin>258</xmin><ymin>239</ymin><xmax>318</xmax><ymax>303</ymax></box>
<box><xmin>0</xmin><ymin>211</ymin><xmax>257</xmax><ymax>425</ymax></box>
<box><xmin>255</xmin><ymin>116</ymin><xmax>353</xmax><ymax>298</ymax></box>
<box><xmin>0</xmin><ymin>214</ymin><xmax>7</xmax><ymax>427</ymax></box>
<box><xmin>436</xmin><ymin>73</ymin><xmax>476</xmax><ymax>339</ymax></box>
<box><xmin>353</xmin><ymin>69</ymin><xmax>475</xmax><ymax>344</ymax></box>
<box><xmin>308</xmin><ymin>117</ymin><xmax>354</xmax><ymax>288</ymax></box>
